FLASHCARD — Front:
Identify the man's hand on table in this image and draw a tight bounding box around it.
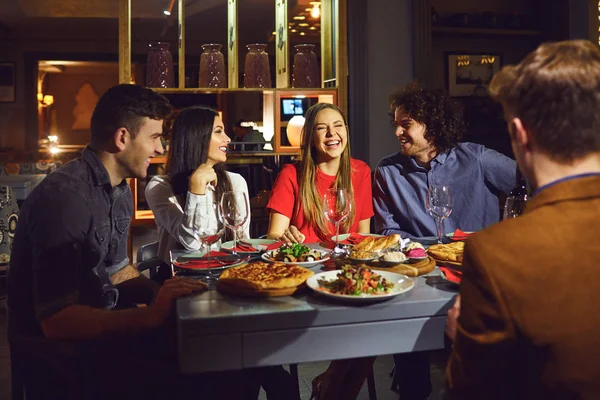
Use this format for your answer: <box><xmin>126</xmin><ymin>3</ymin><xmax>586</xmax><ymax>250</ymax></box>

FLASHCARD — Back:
<box><xmin>150</xmin><ymin>277</ymin><xmax>208</xmax><ymax>325</ymax></box>
<box><xmin>279</xmin><ymin>225</ymin><xmax>306</xmax><ymax>244</ymax></box>
<box><xmin>446</xmin><ymin>294</ymin><xmax>461</xmax><ymax>343</ymax></box>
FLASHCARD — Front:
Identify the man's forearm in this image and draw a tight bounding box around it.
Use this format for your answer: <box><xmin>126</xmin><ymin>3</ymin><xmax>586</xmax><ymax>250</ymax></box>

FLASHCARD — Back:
<box><xmin>110</xmin><ymin>264</ymin><xmax>140</xmax><ymax>285</ymax></box>
<box><xmin>41</xmin><ymin>304</ymin><xmax>162</xmax><ymax>341</ymax></box>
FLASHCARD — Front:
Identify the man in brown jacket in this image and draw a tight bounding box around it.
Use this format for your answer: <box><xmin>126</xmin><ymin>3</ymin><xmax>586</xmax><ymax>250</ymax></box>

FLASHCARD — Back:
<box><xmin>445</xmin><ymin>39</ymin><xmax>600</xmax><ymax>399</ymax></box>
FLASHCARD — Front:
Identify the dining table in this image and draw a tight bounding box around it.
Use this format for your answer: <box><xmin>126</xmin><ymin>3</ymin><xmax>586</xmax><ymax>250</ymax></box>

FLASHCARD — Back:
<box><xmin>173</xmin><ymin>240</ymin><xmax>458</xmax><ymax>374</ymax></box>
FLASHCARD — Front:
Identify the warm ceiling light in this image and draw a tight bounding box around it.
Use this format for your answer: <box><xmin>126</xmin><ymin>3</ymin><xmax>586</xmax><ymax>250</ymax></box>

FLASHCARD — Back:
<box><xmin>272</xmin><ymin>31</ymin><xmax>276</xmax><ymax>35</ymax></box>
<box><xmin>309</xmin><ymin>26</ymin><xmax>317</xmax><ymax>30</ymax></box>
<box><xmin>43</xmin><ymin>95</ymin><xmax>54</xmax><ymax>106</ymax></box>
<box><xmin>293</xmin><ymin>16</ymin><xmax>306</xmax><ymax>20</ymax></box>
<box><xmin>305</xmin><ymin>8</ymin><xmax>311</xmax><ymax>11</ymax></box>
<box><xmin>310</xmin><ymin>4</ymin><xmax>320</xmax><ymax>19</ymax></box>
<box><xmin>291</xmin><ymin>29</ymin><xmax>297</xmax><ymax>33</ymax></box>
<box><xmin>163</xmin><ymin>10</ymin><xmax>171</xmax><ymax>16</ymax></box>
<box><xmin>298</xmin><ymin>23</ymin><xmax>309</xmax><ymax>27</ymax></box>
<box><xmin>300</xmin><ymin>32</ymin><xmax>306</xmax><ymax>36</ymax></box>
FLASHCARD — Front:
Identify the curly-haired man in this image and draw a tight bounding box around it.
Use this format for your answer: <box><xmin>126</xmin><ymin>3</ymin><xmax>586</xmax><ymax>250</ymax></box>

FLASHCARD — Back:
<box><xmin>373</xmin><ymin>82</ymin><xmax>516</xmax><ymax>239</ymax></box>
<box><xmin>373</xmin><ymin>83</ymin><xmax>516</xmax><ymax>400</ymax></box>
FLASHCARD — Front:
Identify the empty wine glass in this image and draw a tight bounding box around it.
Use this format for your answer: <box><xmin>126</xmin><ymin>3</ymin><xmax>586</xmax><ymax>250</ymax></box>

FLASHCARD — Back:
<box><xmin>220</xmin><ymin>191</ymin><xmax>249</xmax><ymax>256</ymax></box>
<box><xmin>503</xmin><ymin>196</ymin><xmax>528</xmax><ymax>220</ymax></box>
<box><xmin>426</xmin><ymin>184</ymin><xmax>453</xmax><ymax>244</ymax></box>
<box><xmin>192</xmin><ymin>197</ymin><xmax>224</xmax><ymax>262</ymax></box>
<box><xmin>323</xmin><ymin>188</ymin><xmax>351</xmax><ymax>251</ymax></box>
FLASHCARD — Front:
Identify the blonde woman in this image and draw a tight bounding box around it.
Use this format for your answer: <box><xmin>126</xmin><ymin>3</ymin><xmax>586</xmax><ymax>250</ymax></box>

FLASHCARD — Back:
<box><xmin>266</xmin><ymin>103</ymin><xmax>375</xmax><ymax>399</ymax></box>
<box><xmin>267</xmin><ymin>103</ymin><xmax>373</xmax><ymax>243</ymax></box>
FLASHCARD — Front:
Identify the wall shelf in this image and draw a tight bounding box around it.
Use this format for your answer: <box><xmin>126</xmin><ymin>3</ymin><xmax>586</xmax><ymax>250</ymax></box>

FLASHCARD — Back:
<box><xmin>432</xmin><ymin>26</ymin><xmax>543</xmax><ymax>37</ymax></box>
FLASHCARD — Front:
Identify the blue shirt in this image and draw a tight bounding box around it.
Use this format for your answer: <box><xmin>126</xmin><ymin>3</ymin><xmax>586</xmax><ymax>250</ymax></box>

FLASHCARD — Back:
<box><xmin>8</xmin><ymin>146</ymin><xmax>132</xmax><ymax>336</ymax></box>
<box><xmin>373</xmin><ymin>142</ymin><xmax>516</xmax><ymax>238</ymax></box>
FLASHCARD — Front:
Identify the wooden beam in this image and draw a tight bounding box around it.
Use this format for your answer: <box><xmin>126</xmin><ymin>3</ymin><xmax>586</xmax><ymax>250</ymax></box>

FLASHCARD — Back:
<box><xmin>178</xmin><ymin>0</ymin><xmax>185</xmax><ymax>88</ymax></box>
<box><xmin>118</xmin><ymin>0</ymin><xmax>131</xmax><ymax>84</ymax></box>
<box><xmin>275</xmin><ymin>0</ymin><xmax>289</xmax><ymax>88</ymax></box>
<box><xmin>228</xmin><ymin>0</ymin><xmax>238</xmax><ymax>88</ymax></box>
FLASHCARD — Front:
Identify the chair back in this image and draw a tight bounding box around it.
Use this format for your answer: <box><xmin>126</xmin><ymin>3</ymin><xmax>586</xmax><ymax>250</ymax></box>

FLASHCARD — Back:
<box><xmin>136</xmin><ymin>241</ymin><xmax>159</xmax><ymax>263</ymax></box>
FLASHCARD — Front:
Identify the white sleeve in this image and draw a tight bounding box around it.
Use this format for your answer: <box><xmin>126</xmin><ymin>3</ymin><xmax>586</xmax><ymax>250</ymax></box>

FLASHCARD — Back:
<box><xmin>145</xmin><ymin>176</ymin><xmax>206</xmax><ymax>251</ymax></box>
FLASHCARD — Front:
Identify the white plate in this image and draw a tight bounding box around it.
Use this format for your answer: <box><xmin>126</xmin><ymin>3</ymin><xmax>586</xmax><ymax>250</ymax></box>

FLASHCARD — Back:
<box><xmin>261</xmin><ymin>249</ymin><xmax>331</xmax><ymax>267</ymax></box>
<box><xmin>329</xmin><ymin>233</ymin><xmax>383</xmax><ymax>245</ymax></box>
<box><xmin>221</xmin><ymin>239</ymin><xmax>278</xmax><ymax>253</ymax></box>
<box><xmin>306</xmin><ymin>270</ymin><xmax>415</xmax><ymax>303</ymax></box>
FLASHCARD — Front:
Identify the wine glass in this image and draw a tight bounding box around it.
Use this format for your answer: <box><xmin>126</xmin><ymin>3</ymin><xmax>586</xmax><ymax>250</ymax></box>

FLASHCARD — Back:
<box><xmin>426</xmin><ymin>184</ymin><xmax>453</xmax><ymax>244</ymax></box>
<box><xmin>220</xmin><ymin>191</ymin><xmax>249</xmax><ymax>256</ymax></box>
<box><xmin>192</xmin><ymin>198</ymin><xmax>224</xmax><ymax>262</ymax></box>
<box><xmin>323</xmin><ymin>188</ymin><xmax>351</xmax><ymax>252</ymax></box>
<box><xmin>503</xmin><ymin>196</ymin><xmax>528</xmax><ymax>220</ymax></box>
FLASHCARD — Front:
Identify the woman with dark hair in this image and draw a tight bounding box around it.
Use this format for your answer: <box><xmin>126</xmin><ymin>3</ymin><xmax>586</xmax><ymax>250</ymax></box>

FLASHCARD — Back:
<box><xmin>266</xmin><ymin>102</ymin><xmax>373</xmax><ymax>243</ymax></box>
<box><xmin>145</xmin><ymin>105</ymin><xmax>250</xmax><ymax>266</ymax></box>
<box><xmin>146</xmin><ymin>106</ymin><xmax>295</xmax><ymax>400</ymax></box>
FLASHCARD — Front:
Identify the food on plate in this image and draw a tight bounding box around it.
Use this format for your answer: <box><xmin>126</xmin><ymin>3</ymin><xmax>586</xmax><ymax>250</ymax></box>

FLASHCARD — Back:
<box><xmin>317</xmin><ymin>265</ymin><xmax>395</xmax><ymax>295</ymax></box>
<box><xmin>381</xmin><ymin>251</ymin><xmax>407</xmax><ymax>263</ymax></box>
<box><xmin>349</xmin><ymin>250</ymin><xmax>377</xmax><ymax>260</ymax></box>
<box><xmin>405</xmin><ymin>242</ymin><xmax>425</xmax><ymax>251</ymax></box>
<box><xmin>406</xmin><ymin>248</ymin><xmax>427</xmax><ymax>258</ymax></box>
<box><xmin>219</xmin><ymin>261</ymin><xmax>314</xmax><ymax>290</ymax></box>
<box><xmin>403</xmin><ymin>242</ymin><xmax>427</xmax><ymax>258</ymax></box>
<box><xmin>352</xmin><ymin>234</ymin><xmax>401</xmax><ymax>252</ymax></box>
<box><xmin>268</xmin><ymin>243</ymin><xmax>323</xmax><ymax>262</ymax></box>
<box><xmin>427</xmin><ymin>241</ymin><xmax>465</xmax><ymax>262</ymax></box>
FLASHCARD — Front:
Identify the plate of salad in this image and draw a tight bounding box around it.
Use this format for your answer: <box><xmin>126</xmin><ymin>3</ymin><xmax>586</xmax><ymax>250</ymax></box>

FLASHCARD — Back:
<box><xmin>306</xmin><ymin>265</ymin><xmax>415</xmax><ymax>303</ymax></box>
<box><xmin>261</xmin><ymin>243</ymin><xmax>330</xmax><ymax>267</ymax></box>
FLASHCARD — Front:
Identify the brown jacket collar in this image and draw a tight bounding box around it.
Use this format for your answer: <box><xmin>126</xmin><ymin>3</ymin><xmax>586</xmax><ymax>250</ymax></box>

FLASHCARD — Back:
<box><xmin>527</xmin><ymin>175</ymin><xmax>600</xmax><ymax>213</ymax></box>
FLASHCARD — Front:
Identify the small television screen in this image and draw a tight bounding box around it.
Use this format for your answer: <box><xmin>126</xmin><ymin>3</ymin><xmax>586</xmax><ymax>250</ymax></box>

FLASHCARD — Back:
<box><xmin>282</xmin><ymin>99</ymin><xmax>304</xmax><ymax>116</ymax></box>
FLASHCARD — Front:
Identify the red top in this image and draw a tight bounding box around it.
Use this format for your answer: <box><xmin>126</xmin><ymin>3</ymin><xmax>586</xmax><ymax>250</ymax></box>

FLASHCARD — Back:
<box><xmin>266</xmin><ymin>158</ymin><xmax>374</xmax><ymax>243</ymax></box>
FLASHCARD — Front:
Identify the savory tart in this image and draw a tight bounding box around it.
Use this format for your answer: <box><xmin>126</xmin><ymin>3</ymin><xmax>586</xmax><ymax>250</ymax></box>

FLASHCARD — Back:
<box><xmin>219</xmin><ymin>261</ymin><xmax>314</xmax><ymax>290</ymax></box>
<box><xmin>427</xmin><ymin>241</ymin><xmax>465</xmax><ymax>262</ymax></box>
<box><xmin>352</xmin><ymin>234</ymin><xmax>401</xmax><ymax>252</ymax></box>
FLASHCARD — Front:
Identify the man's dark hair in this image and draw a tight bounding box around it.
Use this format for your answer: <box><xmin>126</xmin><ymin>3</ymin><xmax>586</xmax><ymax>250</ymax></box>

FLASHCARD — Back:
<box><xmin>90</xmin><ymin>84</ymin><xmax>172</xmax><ymax>147</ymax></box>
<box><xmin>389</xmin><ymin>82</ymin><xmax>466</xmax><ymax>153</ymax></box>
<box><xmin>489</xmin><ymin>39</ymin><xmax>600</xmax><ymax>161</ymax></box>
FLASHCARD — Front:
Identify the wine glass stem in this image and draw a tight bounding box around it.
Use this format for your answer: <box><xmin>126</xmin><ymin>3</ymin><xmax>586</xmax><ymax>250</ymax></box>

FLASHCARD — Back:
<box><xmin>335</xmin><ymin>222</ymin><xmax>340</xmax><ymax>247</ymax></box>
<box><xmin>231</xmin><ymin>226</ymin><xmax>238</xmax><ymax>255</ymax></box>
<box><xmin>436</xmin><ymin>218</ymin><xmax>443</xmax><ymax>244</ymax></box>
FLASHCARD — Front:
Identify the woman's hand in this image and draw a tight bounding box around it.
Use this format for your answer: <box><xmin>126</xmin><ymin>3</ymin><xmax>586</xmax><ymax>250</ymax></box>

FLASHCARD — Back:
<box><xmin>279</xmin><ymin>225</ymin><xmax>306</xmax><ymax>244</ymax></box>
<box><xmin>189</xmin><ymin>164</ymin><xmax>218</xmax><ymax>195</ymax></box>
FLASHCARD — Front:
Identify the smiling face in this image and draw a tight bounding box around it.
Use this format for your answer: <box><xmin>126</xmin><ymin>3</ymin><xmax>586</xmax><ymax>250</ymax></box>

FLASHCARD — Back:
<box><xmin>311</xmin><ymin>108</ymin><xmax>348</xmax><ymax>163</ymax></box>
<box><xmin>119</xmin><ymin>117</ymin><xmax>164</xmax><ymax>179</ymax></box>
<box><xmin>206</xmin><ymin>115</ymin><xmax>230</xmax><ymax>166</ymax></box>
<box><xmin>393</xmin><ymin>107</ymin><xmax>436</xmax><ymax>160</ymax></box>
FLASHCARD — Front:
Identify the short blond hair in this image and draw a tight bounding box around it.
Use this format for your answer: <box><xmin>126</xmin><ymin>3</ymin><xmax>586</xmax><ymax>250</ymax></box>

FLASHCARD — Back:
<box><xmin>489</xmin><ymin>40</ymin><xmax>600</xmax><ymax>161</ymax></box>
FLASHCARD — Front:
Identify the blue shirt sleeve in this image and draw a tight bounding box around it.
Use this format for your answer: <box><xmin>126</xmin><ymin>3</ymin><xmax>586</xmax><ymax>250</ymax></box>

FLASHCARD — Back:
<box><xmin>373</xmin><ymin>166</ymin><xmax>415</xmax><ymax>238</ymax></box>
<box><xmin>479</xmin><ymin>147</ymin><xmax>516</xmax><ymax>195</ymax></box>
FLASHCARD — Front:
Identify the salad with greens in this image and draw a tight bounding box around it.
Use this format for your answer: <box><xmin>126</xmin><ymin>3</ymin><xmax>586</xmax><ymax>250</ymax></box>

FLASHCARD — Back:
<box><xmin>269</xmin><ymin>243</ymin><xmax>324</xmax><ymax>263</ymax></box>
<box><xmin>317</xmin><ymin>265</ymin><xmax>395</xmax><ymax>295</ymax></box>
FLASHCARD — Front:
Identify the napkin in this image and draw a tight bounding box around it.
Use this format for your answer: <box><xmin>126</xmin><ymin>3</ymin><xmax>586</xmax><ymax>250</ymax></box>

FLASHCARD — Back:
<box><xmin>439</xmin><ymin>266</ymin><xmax>462</xmax><ymax>284</ymax></box>
<box><xmin>451</xmin><ymin>228</ymin><xmax>473</xmax><ymax>241</ymax></box>
<box><xmin>174</xmin><ymin>251</ymin><xmax>235</xmax><ymax>270</ymax></box>
<box><xmin>233</xmin><ymin>243</ymin><xmax>258</xmax><ymax>252</ymax></box>
<box><xmin>265</xmin><ymin>241</ymin><xmax>284</xmax><ymax>251</ymax></box>
<box><xmin>322</xmin><ymin>233</ymin><xmax>366</xmax><ymax>249</ymax></box>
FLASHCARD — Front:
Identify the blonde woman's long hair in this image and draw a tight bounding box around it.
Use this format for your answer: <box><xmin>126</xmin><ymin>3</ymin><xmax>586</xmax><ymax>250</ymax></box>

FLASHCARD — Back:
<box><xmin>296</xmin><ymin>103</ymin><xmax>356</xmax><ymax>240</ymax></box>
